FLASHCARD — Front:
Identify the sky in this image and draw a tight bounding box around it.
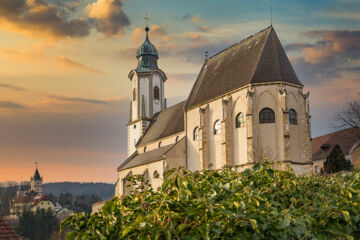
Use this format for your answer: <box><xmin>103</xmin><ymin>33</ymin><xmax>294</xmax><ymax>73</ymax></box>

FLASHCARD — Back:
<box><xmin>0</xmin><ymin>0</ymin><xmax>359</xmax><ymax>183</ymax></box>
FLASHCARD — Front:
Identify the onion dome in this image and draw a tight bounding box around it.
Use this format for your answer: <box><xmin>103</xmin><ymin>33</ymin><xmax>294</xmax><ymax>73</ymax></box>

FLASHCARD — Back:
<box><xmin>135</xmin><ymin>26</ymin><xmax>159</xmax><ymax>73</ymax></box>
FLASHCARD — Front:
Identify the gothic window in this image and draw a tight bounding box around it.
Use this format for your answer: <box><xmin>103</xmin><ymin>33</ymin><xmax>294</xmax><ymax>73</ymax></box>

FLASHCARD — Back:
<box><xmin>123</xmin><ymin>171</ymin><xmax>132</xmax><ymax>195</ymax></box>
<box><xmin>133</xmin><ymin>88</ymin><xmax>136</xmax><ymax>101</ymax></box>
<box><xmin>193</xmin><ymin>127</ymin><xmax>200</xmax><ymax>141</ymax></box>
<box><xmin>214</xmin><ymin>120</ymin><xmax>222</xmax><ymax>135</ymax></box>
<box><xmin>235</xmin><ymin>112</ymin><xmax>245</xmax><ymax>128</ymax></box>
<box><xmin>153</xmin><ymin>171</ymin><xmax>160</xmax><ymax>179</ymax></box>
<box><xmin>259</xmin><ymin>108</ymin><xmax>275</xmax><ymax>124</ymax></box>
<box><xmin>154</xmin><ymin>86</ymin><xmax>160</xmax><ymax>100</ymax></box>
<box><xmin>289</xmin><ymin>109</ymin><xmax>297</xmax><ymax>125</ymax></box>
<box><xmin>142</xmin><ymin>169</ymin><xmax>150</xmax><ymax>187</ymax></box>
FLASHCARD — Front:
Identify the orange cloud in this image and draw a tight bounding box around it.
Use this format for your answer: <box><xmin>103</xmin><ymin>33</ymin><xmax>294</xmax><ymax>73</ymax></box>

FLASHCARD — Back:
<box><xmin>131</xmin><ymin>24</ymin><xmax>168</xmax><ymax>44</ymax></box>
<box><xmin>56</xmin><ymin>56</ymin><xmax>103</xmax><ymax>74</ymax></box>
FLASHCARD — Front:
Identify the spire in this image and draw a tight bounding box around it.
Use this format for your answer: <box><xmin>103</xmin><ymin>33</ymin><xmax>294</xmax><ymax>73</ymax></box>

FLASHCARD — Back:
<box><xmin>33</xmin><ymin>163</ymin><xmax>42</xmax><ymax>181</ymax></box>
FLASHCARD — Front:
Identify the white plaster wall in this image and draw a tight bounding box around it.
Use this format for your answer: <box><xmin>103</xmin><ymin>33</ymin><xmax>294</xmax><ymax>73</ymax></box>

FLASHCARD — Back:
<box><xmin>185</xmin><ymin>107</ymin><xmax>201</xmax><ymax>172</ymax></box>
<box><xmin>185</xmin><ymin>88</ymin><xmax>250</xmax><ymax>171</ymax></box>
<box><xmin>252</xmin><ymin>87</ymin><xmax>279</xmax><ymax>162</ymax></box>
<box><xmin>128</xmin><ymin>122</ymin><xmax>142</xmax><ymax>156</ymax></box>
<box><xmin>117</xmin><ymin>160</ymin><xmax>164</xmax><ymax>196</ymax></box>
<box><xmin>139</xmin><ymin>77</ymin><xmax>150</xmax><ymax>118</ymax></box>
<box><xmin>152</xmin><ymin>74</ymin><xmax>162</xmax><ymax>114</ymax></box>
<box><xmin>232</xmin><ymin>90</ymin><xmax>248</xmax><ymax>166</ymax></box>
<box><xmin>287</xmin><ymin>88</ymin><xmax>302</xmax><ymax>163</ymax></box>
<box><xmin>207</xmin><ymin>99</ymin><xmax>223</xmax><ymax>169</ymax></box>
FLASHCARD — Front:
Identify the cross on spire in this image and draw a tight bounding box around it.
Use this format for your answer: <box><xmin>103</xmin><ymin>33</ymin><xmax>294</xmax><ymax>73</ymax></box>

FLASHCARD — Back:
<box><xmin>144</xmin><ymin>12</ymin><xmax>150</xmax><ymax>28</ymax></box>
<box><xmin>35</xmin><ymin>162</ymin><xmax>38</xmax><ymax>169</ymax></box>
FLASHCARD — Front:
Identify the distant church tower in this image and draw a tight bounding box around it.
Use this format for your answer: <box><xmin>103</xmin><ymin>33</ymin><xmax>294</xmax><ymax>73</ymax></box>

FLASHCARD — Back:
<box><xmin>127</xmin><ymin>21</ymin><xmax>167</xmax><ymax>156</ymax></box>
<box><xmin>30</xmin><ymin>163</ymin><xmax>43</xmax><ymax>194</ymax></box>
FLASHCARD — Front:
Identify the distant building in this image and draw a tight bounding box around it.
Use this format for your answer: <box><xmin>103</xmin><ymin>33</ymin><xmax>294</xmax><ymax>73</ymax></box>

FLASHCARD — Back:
<box><xmin>312</xmin><ymin>127</ymin><xmax>360</xmax><ymax>174</ymax></box>
<box><xmin>9</xmin><ymin>165</ymin><xmax>58</xmax><ymax>218</ymax></box>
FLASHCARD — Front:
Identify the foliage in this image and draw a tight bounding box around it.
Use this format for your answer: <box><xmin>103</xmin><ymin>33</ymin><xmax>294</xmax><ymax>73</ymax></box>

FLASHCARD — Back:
<box><xmin>324</xmin><ymin>145</ymin><xmax>353</xmax><ymax>174</ymax></box>
<box><xmin>62</xmin><ymin>164</ymin><xmax>360</xmax><ymax>239</ymax></box>
<box><xmin>55</xmin><ymin>193</ymin><xmax>102</xmax><ymax>213</ymax></box>
<box><xmin>17</xmin><ymin>208</ymin><xmax>59</xmax><ymax>240</ymax></box>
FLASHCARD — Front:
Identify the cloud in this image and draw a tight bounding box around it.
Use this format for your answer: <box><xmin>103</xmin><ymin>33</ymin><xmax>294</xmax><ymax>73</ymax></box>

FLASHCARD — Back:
<box><xmin>0</xmin><ymin>0</ymin><xmax>130</xmax><ymax>38</ymax></box>
<box><xmin>286</xmin><ymin>28</ymin><xmax>360</xmax><ymax>86</ymax></box>
<box><xmin>86</xmin><ymin>0</ymin><xmax>130</xmax><ymax>36</ymax></box>
<box><xmin>45</xmin><ymin>94</ymin><xmax>108</xmax><ymax>105</ymax></box>
<box><xmin>56</xmin><ymin>56</ymin><xmax>102</xmax><ymax>74</ymax></box>
<box><xmin>131</xmin><ymin>24</ymin><xmax>168</xmax><ymax>44</ymax></box>
<box><xmin>183</xmin><ymin>14</ymin><xmax>201</xmax><ymax>23</ymax></box>
<box><xmin>285</xmin><ymin>43</ymin><xmax>314</xmax><ymax>52</ymax></box>
<box><xmin>183</xmin><ymin>13</ymin><xmax>211</xmax><ymax>33</ymax></box>
<box><xmin>0</xmin><ymin>82</ymin><xmax>108</xmax><ymax>106</ymax></box>
<box><xmin>317</xmin><ymin>11</ymin><xmax>360</xmax><ymax>20</ymax></box>
<box><xmin>0</xmin><ymin>0</ymin><xmax>90</xmax><ymax>38</ymax></box>
<box><xmin>0</xmin><ymin>101</ymin><xmax>28</xmax><ymax>109</ymax></box>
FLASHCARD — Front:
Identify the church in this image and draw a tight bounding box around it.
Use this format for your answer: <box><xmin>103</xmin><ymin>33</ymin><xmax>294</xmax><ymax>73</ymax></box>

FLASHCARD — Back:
<box><xmin>115</xmin><ymin>24</ymin><xmax>313</xmax><ymax>196</ymax></box>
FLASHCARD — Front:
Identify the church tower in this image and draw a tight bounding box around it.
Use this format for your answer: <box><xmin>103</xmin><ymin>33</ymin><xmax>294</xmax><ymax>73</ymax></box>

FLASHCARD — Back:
<box><xmin>127</xmin><ymin>21</ymin><xmax>167</xmax><ymax>156</ymax></box>
<box><xmin>30</xmin><ymin>163</ymin><xmax>43</xmax><ymax>194</ymax></box>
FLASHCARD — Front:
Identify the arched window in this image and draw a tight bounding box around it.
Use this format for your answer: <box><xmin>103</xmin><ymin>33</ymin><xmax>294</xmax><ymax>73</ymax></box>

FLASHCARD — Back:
<box><xmin>235</xmin><ymin>112</ymin><xmax>245</xmax><ymax>128</ymax></box>
<box><xmin>259</xmin><ymin>108</ymin><xmax>275</xmax><ymax>124</ymax></box>
<box><xmin>133</xmin><ymin>88</ymin><xmax>136</xmax><ymax>101</ymax></box>
<box><xmin>175</xmin><ymin>136</ymin><xmax>179</xmax><ymax>143</ymax></box>
<box><xmin>214</xmin><ymin>120</ymin><xmax>222</xmax><ymax>135</ymax></box>
<box><xmin>144</xmin><ymin>146</ymin><xmax>146</xmax><ymax>152</ymax></box>
<box><xmin>193</xmin><ymin>127</ymin><xmax>200</xmax><ymax>141</ymax></box>
<box><xmin>153</xmin><ymin>171</ymin><xmax>160</xmax><ymax>179</ymax></box>
<box><xmin>289</xmin><ymin>109</ymin><xmax>297</xmax><ymax>125</ymax></box>
<box><xmin>142</xmin><ymin>169</ymin><xmax>150</xmax><ymax>187</ymax></box>
<box><xmin>154</xmin><ymin>86</ymin><xmax>160</xmax><ymax>100</ymax></box>
<box><xmin>158</xmin><ymin>141</ymin><xmax>162</xmax><ymax>148</ymax></box>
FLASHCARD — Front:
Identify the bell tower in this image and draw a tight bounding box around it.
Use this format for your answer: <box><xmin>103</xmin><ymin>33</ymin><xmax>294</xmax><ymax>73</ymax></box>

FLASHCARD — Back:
<box><xmin>127</xmin><ymin>17</ymin><xmax>167</xmax><ymax>156</ymax></box>
<box><xmin>30</xmin><ymin>162</ymin><xmax>43</xmax><ymax>194</ymax></box>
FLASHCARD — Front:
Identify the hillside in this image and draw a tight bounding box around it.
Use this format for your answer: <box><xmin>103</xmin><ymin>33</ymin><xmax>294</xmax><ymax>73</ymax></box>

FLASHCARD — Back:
<box><xmin>43</xmin><ymin>182</ymin><xmax>114</xmax><ymax>200</ymax></box>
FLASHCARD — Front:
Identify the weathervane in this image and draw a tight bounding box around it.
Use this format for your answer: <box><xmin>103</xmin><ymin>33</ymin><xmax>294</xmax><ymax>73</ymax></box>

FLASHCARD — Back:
<box><xmin>144</xmin><ymin>12</ymin><xmax>151</xmax><ymax>28</ymax></box>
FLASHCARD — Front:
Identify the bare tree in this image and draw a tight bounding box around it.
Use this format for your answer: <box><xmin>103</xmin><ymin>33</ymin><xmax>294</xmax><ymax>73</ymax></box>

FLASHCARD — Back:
<box><xmin>333</xmin><ymin>100</ymin><xmax>360</xmax><ymax>140</ymax></box>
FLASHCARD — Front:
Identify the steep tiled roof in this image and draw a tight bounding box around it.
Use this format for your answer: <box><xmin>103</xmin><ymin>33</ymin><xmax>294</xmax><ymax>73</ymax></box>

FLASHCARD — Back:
<box><xmin>0</xmin><ymin>217</ymin><xmax>21</xmax><ymax>240</ymax></box>
<box><xmin>118</xmin><ymin>144</ymin><xmax>174</xmax><ymax>171</ymax></box>
<box><xmin>312</xmin><ymin>127</ymin><xmax>359</xmax><ymax>161</ymax></box>
<box><xmin>185</xmin><ymin>26</ymin><xmax>302</xmax><ymax>110</ymax></box>
<box><xmin>136</xmin><ymin>101</ymin><xmax>185</xmax><ymax>147</ymax></box>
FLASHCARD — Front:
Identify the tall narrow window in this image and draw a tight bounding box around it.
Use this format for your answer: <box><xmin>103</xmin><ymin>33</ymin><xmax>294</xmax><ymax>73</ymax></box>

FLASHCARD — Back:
<box><xmin>235</xmin><ymin>112</ymin><xmax>245</xmax><ymax>128</ymax></box>
<box><xmin>259</xmin><ymin>108</ymin><xmax>275</xmax><ymax>123</ymax></box>
<box><xmin>193</xmin><ymin>127</ymin><xmax>200</xmax><ymax>141</ymax></box>
<box><xmin>214</xmin><ymin>120</ymin><xmax>222</xmax><ymax>135</ymax></box>
<box><xmin>158</xmin><ymin>141</ymin><xmax>162</xmax><ymax>148</ymax></box>
<box><xmin>289</xmin><ymin>109</ymin><xmax>297</xmax><ymax>125</ymax></box>
<box><xmin>154</xmin><ymin>86</ymin><xmax>160</xmax><ymax>100</ymax></box>
<box><xmin>133</xmin><ymin>88</ymin><xmax>136</xmax><ymax>101</ymax></box>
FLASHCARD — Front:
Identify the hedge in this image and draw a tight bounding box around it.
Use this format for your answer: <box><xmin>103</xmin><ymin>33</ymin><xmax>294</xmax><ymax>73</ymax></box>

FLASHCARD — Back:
<box><xmin>61</xmin><ymin>164</ymin><xmax>360</xmax><ymax>239</ymax></box>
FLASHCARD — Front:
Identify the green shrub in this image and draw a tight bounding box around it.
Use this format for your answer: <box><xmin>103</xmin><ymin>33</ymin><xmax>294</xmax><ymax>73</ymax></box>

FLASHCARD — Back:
<box><xmin>61</xmin><ymin>164</ymin><xmax>360</xmax><ymax>239</ymax></box>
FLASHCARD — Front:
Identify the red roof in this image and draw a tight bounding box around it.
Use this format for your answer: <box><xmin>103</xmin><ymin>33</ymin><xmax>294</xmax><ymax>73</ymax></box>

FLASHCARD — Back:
<box><xmin>312</xmin><ymin>127</ymin><xmax>359</xmax><ymax>161</ymax></box>
<box><xmin>0</xmin><ymin>217</ymin><xmax>21</xmax><ymax>240</ymax></box>
<box><xmin>32</xmin><ymin>195</ymin><xmax>51</xmax><ymax>207</ymax></box>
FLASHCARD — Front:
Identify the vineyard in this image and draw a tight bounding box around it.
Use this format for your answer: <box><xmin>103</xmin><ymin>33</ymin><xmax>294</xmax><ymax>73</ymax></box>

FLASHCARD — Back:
<box><xmin>62</xmin><ymin>164</ymin><xmax>360</xmax><ymax>239</ymax></box>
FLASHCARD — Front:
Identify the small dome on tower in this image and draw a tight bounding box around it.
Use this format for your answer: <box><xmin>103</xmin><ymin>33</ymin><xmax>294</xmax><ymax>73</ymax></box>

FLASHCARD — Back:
<box><xmin>135</xmin><ymin>26</ymin><xmax>159</xmax><ymax>73</ymax></box>
<box><xmin>136</xmin><ymin>27</ymin><xmax>159</xmax><ymax>59</ymax></box>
